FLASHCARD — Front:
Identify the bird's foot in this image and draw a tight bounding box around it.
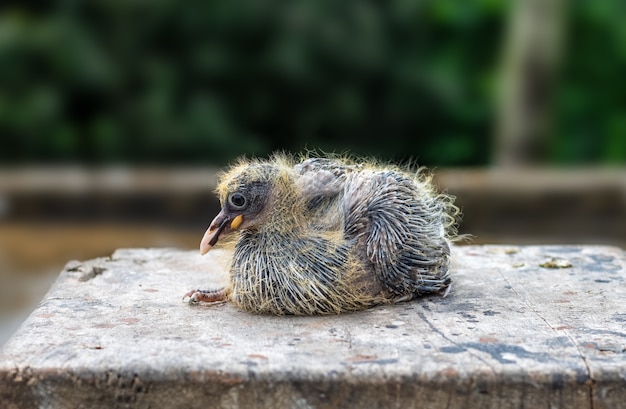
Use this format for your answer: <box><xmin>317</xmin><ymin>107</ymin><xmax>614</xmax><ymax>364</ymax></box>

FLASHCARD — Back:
<box><xmin>392</xmin><ymin>294</ymin><xmax>415</xmax><ymax>304</ymax></box>
<box><xmin>183</xmin><ymin>288</ymin><xmax>229</xmax><ymax>305</ymax></box>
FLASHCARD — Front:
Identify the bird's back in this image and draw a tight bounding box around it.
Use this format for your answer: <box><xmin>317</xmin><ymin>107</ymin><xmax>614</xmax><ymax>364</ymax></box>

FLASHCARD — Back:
<box><xmin>296</xmin><ymin>158</ymin><xmax>454</xmax><ymax>300</ymax></box>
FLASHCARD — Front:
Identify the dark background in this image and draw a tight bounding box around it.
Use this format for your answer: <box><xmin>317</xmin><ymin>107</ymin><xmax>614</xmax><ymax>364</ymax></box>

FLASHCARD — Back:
<box><xmin>1</xmin><ymin>0</ymin><xmax>624</xmax><ymax>166</ymax></box>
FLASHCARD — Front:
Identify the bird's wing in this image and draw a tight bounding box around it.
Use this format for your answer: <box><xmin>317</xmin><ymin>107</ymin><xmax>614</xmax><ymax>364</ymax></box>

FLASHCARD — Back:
<box><xmin>343</xmin><ymin>170</ymin><xmax>450</xmax><ymax>296</ymax></box>
<box><xmin>294</xmin><ymin>158</ymin><xmax>350</xmax><ymax>200</ymax></box>
<box><xmin>293</xmin><ymin>158</ymin><xmax>354</xmax><ymax>230</ymax></box>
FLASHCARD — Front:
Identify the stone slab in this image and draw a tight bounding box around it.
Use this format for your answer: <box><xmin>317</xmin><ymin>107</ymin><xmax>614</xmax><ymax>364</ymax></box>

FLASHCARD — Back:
<box><xmin>1</xmin><ymin>245</ymin><xmax>625</xmax><ymax>409</ymax></box>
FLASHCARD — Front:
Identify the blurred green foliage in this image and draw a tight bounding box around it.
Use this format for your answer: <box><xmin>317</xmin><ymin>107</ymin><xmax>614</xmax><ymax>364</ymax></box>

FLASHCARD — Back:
<box><xmin>0</xmin><ymin>0</ymin><xmax>624</xmax><ymax>166</ymax></box>
<box><xmin>551</xmin><ymin>1</ymin><xmax>626</xmax><ymax>165</ymax></box>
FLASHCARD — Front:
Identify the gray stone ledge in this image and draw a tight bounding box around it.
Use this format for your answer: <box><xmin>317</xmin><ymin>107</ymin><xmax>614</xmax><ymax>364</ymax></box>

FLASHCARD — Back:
<box><xmin>1</xmin><ymin>245</ymin><xmax>625</xmax><ymax>409</ymax></box>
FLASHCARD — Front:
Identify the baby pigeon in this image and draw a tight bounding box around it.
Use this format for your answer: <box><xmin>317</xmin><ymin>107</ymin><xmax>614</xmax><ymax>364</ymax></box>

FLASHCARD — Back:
<box><xmin>185</xmin><ymin>154</ymin><xmax>459</xmax><ymax>315</ymax></box>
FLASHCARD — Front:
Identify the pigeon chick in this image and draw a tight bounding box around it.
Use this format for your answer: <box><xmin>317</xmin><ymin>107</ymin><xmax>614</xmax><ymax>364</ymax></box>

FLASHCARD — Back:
<box><xmin>185</xmin><ymin>154</ymin><xmax>459</xmax><ymax>315</ymax></box>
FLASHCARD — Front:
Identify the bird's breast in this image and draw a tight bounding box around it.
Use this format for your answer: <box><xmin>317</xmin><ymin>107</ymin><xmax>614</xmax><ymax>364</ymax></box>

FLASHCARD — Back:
<box><xmin>228</xmin><ymin>231</ymin><xmax>377</xmax><ymax>314</ymax></box>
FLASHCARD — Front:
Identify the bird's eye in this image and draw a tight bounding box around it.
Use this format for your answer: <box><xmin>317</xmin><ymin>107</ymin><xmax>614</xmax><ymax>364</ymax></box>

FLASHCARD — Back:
<box><xmin>227</xmin><ymin>192</ymin><xmax>247</xmax><ymax>209</ymax></box>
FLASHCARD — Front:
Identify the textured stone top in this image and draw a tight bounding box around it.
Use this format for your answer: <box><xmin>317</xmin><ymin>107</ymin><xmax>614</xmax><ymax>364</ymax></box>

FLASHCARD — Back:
<box><xmin>1</xmin><ymin>245</ymin><xmax>625</xmax><ymax>409</ymax></box>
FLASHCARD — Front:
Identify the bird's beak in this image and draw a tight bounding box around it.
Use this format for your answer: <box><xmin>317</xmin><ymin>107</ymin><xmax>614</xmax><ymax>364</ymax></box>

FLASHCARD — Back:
<box><xmin>200</xmin><ymin>211</ymin><xmax>244</xmax><ymax>255</ymax></box>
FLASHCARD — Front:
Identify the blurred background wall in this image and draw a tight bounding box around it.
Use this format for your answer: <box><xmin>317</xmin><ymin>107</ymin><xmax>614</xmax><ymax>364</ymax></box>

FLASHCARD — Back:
<box><xmin>1</xmin><ymin>0</ymin><xmax>625</xmax><ymax>343</ymax></box>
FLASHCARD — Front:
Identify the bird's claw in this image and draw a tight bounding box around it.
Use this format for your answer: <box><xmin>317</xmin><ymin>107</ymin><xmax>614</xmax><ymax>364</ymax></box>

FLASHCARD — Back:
<box><xmin>183</xmin><ymin>288</ymin><xmax>228</xmax><ymax>305</ymax></box>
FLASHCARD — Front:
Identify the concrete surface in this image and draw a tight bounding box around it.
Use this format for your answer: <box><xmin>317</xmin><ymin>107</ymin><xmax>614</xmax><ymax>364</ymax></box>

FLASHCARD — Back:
<box><xmin>1</xmin><ymin>245</ymin><xmax>625</xmax><ymax>409</ymax></box>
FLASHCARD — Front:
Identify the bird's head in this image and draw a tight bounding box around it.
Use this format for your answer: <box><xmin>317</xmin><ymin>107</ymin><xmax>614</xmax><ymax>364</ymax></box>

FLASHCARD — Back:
<box><xmin>200</xmin><ymin>159</ymin><xmax>297</xmax><ymax>255</ymax></box>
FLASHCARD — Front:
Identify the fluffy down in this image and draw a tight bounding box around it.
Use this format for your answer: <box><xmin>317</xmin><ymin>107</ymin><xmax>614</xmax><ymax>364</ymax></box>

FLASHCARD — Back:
<box><xmin>191</xmin><ymin>153</ymin><xmax>460</xmax><ymax>315</ymax></box>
